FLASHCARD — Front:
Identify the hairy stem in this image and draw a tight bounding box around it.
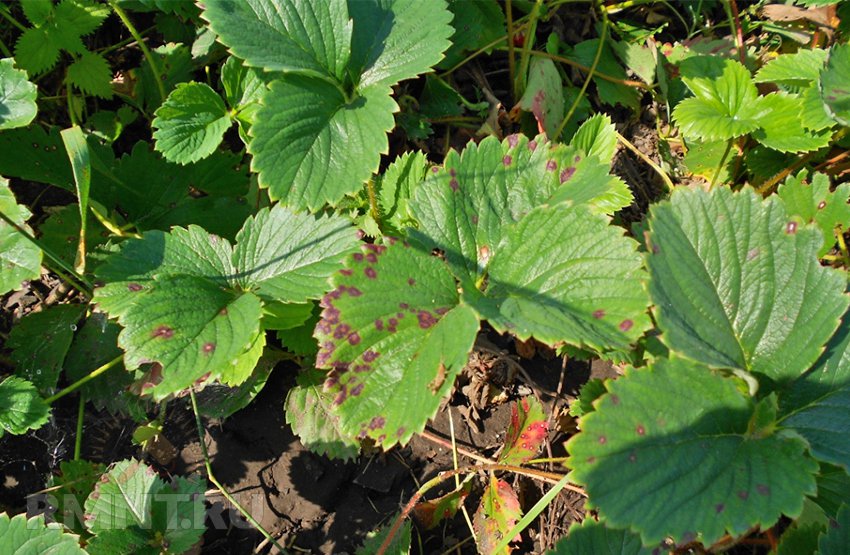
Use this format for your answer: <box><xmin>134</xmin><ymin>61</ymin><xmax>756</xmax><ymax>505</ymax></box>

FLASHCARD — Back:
<box><xmin>45</xmin><ymin>354</ymin><xmax>123</xmax><ymax>405</ymax></box>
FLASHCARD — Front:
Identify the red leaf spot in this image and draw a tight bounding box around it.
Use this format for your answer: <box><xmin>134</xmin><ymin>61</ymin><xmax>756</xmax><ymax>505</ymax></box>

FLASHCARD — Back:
<box><xmin>450</xmin><ymin>178</ymin><xmax>459</xmax><ymax>191</ymax></box>
<box><xmin>353</xmin><ymin>253</ymin><xmax>364</xmax><ymax>262</ymax></box>
<box><xmin>418</xmin><ymin>311</ymin><xmax>437</xmax><ymax>329</ymax></box>
<box><xmin>348</xmin><ymin>287</ymin><xmax>362</xmax><ymax>297</ymax></box>
<box><xmin>202</xmin><ymin>342</ymin><xmax>215</xmax><ymax>354</ymax></box>
<box><xmin>592</xmin><ymin>309</ymin><xmax>605</xmax><ymax>319</ymax></box>
<box><xmin>785</xmin><ymin>221</ymin><xmax>798</xmax><ymax>234</ymax></box>
<box><xmin>363</xmin><ymin>350</ymin><xmax>379</xmax><ymax>362</ymax></box>
<box><xmin>348</xmin><ymin>332</ymin><xmax>361</xmax><ymax>345</ymax></box>
<box><xmin>151</xmin><ymin>325</ymin><xmax>174</xmax><ymax>339</ymax></box>
<box><xmin>366</xmin><ymin>253</ymin><xmax>378</xmax><ymax>264</ymax></box>
<box><xmin>636</xmin><ymin>424</ymin><xmax>645</xmax><ymax>435</ymax></box>
<box><xmin>375</xmin><ymin>319</ymin><xmax>384</xmax><ymax>331</ymax></box>
<box><xmin>323</xmin><ymin>306</ymin><xmax>340</xmax><ymax>324</ymax></box>
<box><xmin>619</xmin><ymin>319</ymin><xmax>633</xmax><ymax>332</ymax></box>
<box><xmin>365</xmin><ymin>267</ymin><xmax>377</xmax><ymax>279</ymax></box>
<box><xmin>396</xmin><ymin>427</ymin><xmax>406</xmax><ymax>437</ymax></box>
<box><xmin>334</xmin><ymin>323</ymin><xmax>351</xmax><ymax>339</ymax></box>
<box><xmin>598</xmin><ymin>435</ymin><xmax>607</xmax><ymax>444</ymax></box>
<box><xmin>503</xmin><ymin>155</ymin><xmax>512</xmax><ymax>166</ymax></box>
<box><xmin>408</xmin><ymin>278</ymin><xmax>416</xmax><ymax>286</ymax></box>
<box><xmin>351</xmin><ymin>383</ymin><xmax>364</xmax><ymax>396</ymax></box>
<box><xmin>559</xmin><ymin>167</ymin><xmax>576</xmax><ymax>183</ymax></box>
<box><xmin>528</xmin><ymin>140</ymin><xmax>537</xmax><ymax>151</ymax></box>
<box><xmin>546</xmin><ymin>160</ymin><xmax>557</xmax><ymax>171</ymax></box>
<box><xmin>431</xmin><ymin>166</ymin><xmax>440</xmax><ymax>174</ymax></box>
<box><xmin>340</xmin><ymin>268</ymin><xmax>353</xmax><ymax>276</ymax></box>
<box><xmin>369</xmin><ymin>416</ymin><xmax>385</xmax><ymax>430</ymax></box>
<box><xmin>128</xmin><ymin>283</ymin><xmax>143</xmax><ymax>292</ymax></box>
<box><xmin>449</xmin><ymin>168</ymin><xmax>457</xmax><ymax>177</ymax></box>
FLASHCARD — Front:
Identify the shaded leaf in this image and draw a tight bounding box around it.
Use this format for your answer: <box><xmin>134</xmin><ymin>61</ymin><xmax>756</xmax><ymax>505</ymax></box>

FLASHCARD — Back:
<box><xmin>152</xmin><ymin>81</ymin><xmax>231</xmax><ymax>164</ymax></box>
<box><xmin>356</xmin><ymin>518</ymin><xmax>411</xmax><ymax>555</ymax></box>
<box><xmin>518</xmin><ymin>57</ymin><xmax>564</xmax><ymax>139</ymax></box>
<box><xmin>66</xmin><ymin>50</ymin><xmax>112</xmax><ymax>98</ymax></box>
<box><xmin>0</xmin><ymin>177</ymin><xmax>42</xmax><ymax>295</ymax></box>
<box><xmin>412</xmin><ymin>479</ymin><xmax>473</xmax><ymax>530</ymax></box>
<box><xmin>48</xmin><ymin>459</ymin><xmax>106</xmax><ymax>534</ymax></box>
<box><xmin>819</xmin><ymin>43</ymin><xmax>850</xmax><ymax>126</ymax></box>
<box><xmin>0</xmin><ymin>376</ymin><xmax>50</xmax><ymax>439</ymax></box>
<box><xmin>547</xmin><ymin>519</ymin><xmax>653</xmax><ymax>554</ymax></box>
<box><xmin>819</xmin><ymin>504</ymin><xmax>850</xmax><ymax>555</ymax></box>
<box><xmin>0</xmin><ymin>58</ymin><xmax>38</xmax><ymax>129</ymax></box>
<box><xmin>439</xmin><ymin>0</ymin><xmax>505</xmax><ymax>68</ymax></box>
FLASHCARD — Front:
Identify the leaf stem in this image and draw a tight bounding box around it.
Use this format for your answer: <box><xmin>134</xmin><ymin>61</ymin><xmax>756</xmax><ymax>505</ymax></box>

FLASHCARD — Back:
<box><xmin>709</xmin><ymin>139</ymin><xmax>734</xmax><ymax>189</ymax></box>
<box><xmin>74</xmin><ymin>395</ymin><xmax>85</xmax><ymax>460</ymax></box>
<box><xmin>0</xmin><ymin>35</ymin><xmax>12</xmax><ymax>58</ymax></box>
<box><xmin>514</xmin><ymin>0</ymin><xmax>544</xmax><ymax>101</ymax></box>
<box><xmin>0</xmin><ymin>4</ymin><xmax>26</xmax><ymax>32</ymax></box>
<box><xmin>110</xmin><ymin>1</ymin><xmax>167</xmax><ymax>104</ymax></box>
<box><xmin>525</xmin><ymin>49</ymin><xmax>653</xmax><ymax>90</ymax></box>
<box><xmin>0</xmin><ymin>208</ymin><xmax>94</xmax><ymax>295</ymax></box>
<box><xmin>440</xmin><ymin>20</ymin><xmax>532</xmax><ymax>77</ymax></box>
<box><xmin>365</xmin><ymin>178</ymin><xmax>381</xmax><ymax>230</ymax></box>
<box><xmin>189</xmin><ymin>390</ymin><xmax>287</xmax><ymax>554</ymax></box>
<box><xmin>554</xmin><ymin>0</ymin><xmax>609</xmax><ymax>141</ymax></box>
<box><xmin>506</xmin><ymin>0</ymin><xmax>516</xmax><ymax>100</ymax></box>
<box><xmin>45</xmin><ymin>354</ymin><xmax>123</xmax><ymax>405</ymax></box>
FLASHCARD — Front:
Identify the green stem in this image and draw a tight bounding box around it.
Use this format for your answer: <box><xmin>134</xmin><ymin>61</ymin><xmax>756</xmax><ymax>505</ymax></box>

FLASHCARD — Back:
<box><xmin>189</xmin><ymin>391</ymin><xmax>287</xmax><ymax>553</ymax></box>
<box><xmin>491</xmin><ymin>473</ymin><xmax>573</xmax><ymax>554</ymax></box>
<box><xmin>110</xmin><ymin>1</ymin><xmax>167</xmax><ymax>103</ymax></box>
<box><xmin>0</xmin><ymin>35</ymin><xmax>12</xmax><ymax>58</ymax></box>
<box><xmin>0</xmin><ymin>4</ymin><xmax>26</xmax><ymax>32</ymax></box>
<box><xmin>365</xmin><ymin>178</ymin><xmax>381</xmax><ymax>230</ymax></box>
<box><xmin>45</xmin><ymin>355</ymin><xmax>123</xmax><ymax>405</ymax></box>
<box><xmin>0</xmin><ymin>208</ymin><xmax>93</xmax><ymax>295</ymax></box>
<box><xmin>554</xmin><ymin>0</ymin><xmax>608</xmax><ymax>141</ymax></box>
<box><xmin>710</xmin><ymin>139</ymin><xmax>734</xmax><ymax>189</ymax></box>
<box><xmin>74</xmin><ymin>395</ymin><xmax>85</xmax><ymax>461</ymax></box>
<box><xmin>506</xmin><ymin>0</ymin><xmax>516</xmax><ymax>99</ymax></box>
<box><xmin>98</xmin><ymin>24</ymin><xmax>157</xmax><ymax>55</ymax></box>
<box><xmin>514</xmin><ymin>0</ymin><xmax>544</xmax><ymax>101</ymax></box>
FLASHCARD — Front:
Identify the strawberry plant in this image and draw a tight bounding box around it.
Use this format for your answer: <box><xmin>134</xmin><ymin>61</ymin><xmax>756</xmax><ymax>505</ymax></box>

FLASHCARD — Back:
<box><xmin>1</xmin><ymin>0</ymin><xmax>850</xmax><ymax>553</ymax></box>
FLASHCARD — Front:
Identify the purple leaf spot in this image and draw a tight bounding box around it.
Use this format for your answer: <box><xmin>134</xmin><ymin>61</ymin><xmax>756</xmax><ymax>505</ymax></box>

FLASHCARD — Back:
<box><xmin>334</xmin><ymin>389</ymin><xmax>348</xmax><ymax>406</ymax></box>
<box><xmin>388</xmin><ymin>317</ymin><xmax>398</xmax><ymax>328</ymax></box>
<box><xmin>528</xmin><ymin>140</ymin><xmax>537</xmax><ymax>151</ymax></box>
<box><xmin>598</xmin><ymin>435</ymin><xmax>607</xmax><ymax>444</ymax></box>
<box><xmin>449</xmin><ymin>168</ymin><xmax>456</xmax><ymax>177</ymax></box>
<box><xmin>348</xmin><ymin>332</ymin><xmax>361</xmax><ymax>345</ymax></box>
<box><xmin>503</xmin><ymin>155</ymin><xmax>512</xmax><ymax>166</ymax></box>
<box><xmin>586</xmin><ymin>456</ymin><xmax>596</xmax><ymax>464</ymax></box>
<box><xmin>507</xmin><ymin>134</ymin><xmax>519</xmax><ymax>148</ymax></box>
<box><xmin>559</xmin><ymin>167</ymin><xmax>576</xmax><ymax>183</ymax></box>
<box><xmin>334</xmin><ymin>324</ymin><xmax>351</xmax><ymax>339</ymax></box>
<box><xmin>353</xmin><ymin>253</ymin><xmax>364</xmax><ymax>262</ymax></box>
<box><xmin>715</xmin><ymin>504</ymin><xmax>725</xmax><ymax>514</ymax></box>
<box><xmin>737</xmin><ymin>491</ymin><xmax>749</xmax><ymax>500</ymax></box>
<box><xmin>431</xmin><ymin>166</ymin><xmax>440</xmax><ymax>174</ymax></box>
<box><xmin>636</xmin><ymin>424</ymin><xmax>645</xmax><ymax>436</ymax></box>
<box><xmin>365</xmin><ymin>267</ymin><xmax>377</xmax><ymax>279</ymax></box>
<box><xmin>348</xmin><ymin>287</ymin><xmax>362</xmax><ymax>297</ymax></box>
<box><xmin>396</xmin><ymin>427</ymin><xmax>406</xmax><ymax>437</ymax></box>
<box><xmin>369</xmin><ymin>416</ymin><xmax>385</xmax><ymax>430</ymax></box>
<box><xmin>408</xmin><ymin>278</ymin><xmax>416</xmax><ymax>286</ymax></box>
<box><xmin>786</xmin><ymin>221</ymin><xmax>798</xmax><ymax>234</ymax></box>
<box><xmin>375</xmin><ymin>319</ymin><xmax>384</xmax><ymax>331</ymax></box>
<box><xmin>756</xmin><ymin>484</ymin><xmax>770</xmax><ymax>496</ymax></box>
<box><xmin>351</xmin><ymin>383</ymin><xmax>364</xmax><ymax>396</ymax></box>
<box><xmin>450</xmin><ymin>178</ymin><xmax>459</xmax><ymax>192</ymax></box>
<box><xmin>546</xmin><ymin>160</ymin><xmax>557</xmax><ymax>172</ymax></box>
<box><xmin>316</xmin><ymin>320</ymin><xmax>332</xmax><ymax>334</ymax></box>
<box><xmin>399</xmin><ymin>302</ymin><xmax>409</xmax><ymax>310</ymax></box>
<box><xmin>435</xmin><ymin>307</ymin><xmax>449</xmax><ymax>315</ymax></box>
<box><xmin>418</xmin><ymin>311</ymin><xmax>437</xmax><ymax>329</ymax></box>
<box><xmin>354</xmin><ymin>364</ymin><xmax>370</xmax><ymax>373</ymax></box>
<box><xmin>151</xmin><ymin>325</ymin><xmax>174</xmax><ymax>339</ymax></box>
<box><xmin>609</xmin><ymin>394</ymin><xmax>620</xmax><ymax>405</ymax></box>
<box><xmin>396</xmin><ymin>312</ymin><xmax>405</xmax><ymax>319</ymax></box>
<box><xmin>323</xmin><ymin>306</ymin><xmax>340</xmax><ymax>324</ymax></box>
<box><xmin>363</xmin><ymin>350</ymin><xmax>379</xmax><ymax>362</ymax></box>
<box><xmin>619</xmin><ymin>319</ymin><xmax>634</xmax><ymax>332</ymax></box>
<box><xmin>340</xmin><ymin>269</ymin><xmax>353</xmax><ymax>276</ymax></box>
<box><xmin>128</xmin><ymin>283</ymin><xmax>143</xmax><ymax>292</ymax></box>
<box><xmin>592</xmin><ymin>309</ymin><xmax>605</xmax><ymax>319</ymax></box>
<box><xmin>366</xmin><ymin>253</ymin><xmax>378</xmax><ymax>264</ymax></box>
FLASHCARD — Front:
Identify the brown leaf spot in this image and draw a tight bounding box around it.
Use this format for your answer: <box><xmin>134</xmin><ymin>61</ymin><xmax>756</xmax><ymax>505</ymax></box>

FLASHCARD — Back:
<box><xmin>340</xmin><ymin>268</ymin><xmax>353</xmax><ymax>276</ymax></box>
<box><xmin>363</xmin><ymin>350</ymin><xmax>379</xmax><ymax>362</ymax></box>
<box><xmin>746</xmin><ymin>248</ymin><xmax>759</xmax><ymax>261</ymax></box>
<box><xmin>366</xmin><ymin>252</ymin><xmax>378</xmax><ymax>264</ymax></box>
<box><xmin>636</xmin><ymin>424</ymin><xmax>645</xmax><ymax>435</ymax></box>
<box><xmin>348</xmin><ymin>332</ymin><xmax>361</xmax><ymax>345</ymax></box>
<box><xmin>218</xmin><ymin>308</ymin><xmax>228</xmax><ymax>316</ymax></box>
<box><xmin>756</xmin><ymin>484</ymin><xmax>770</xmax><ymax>496</ymax></box>
<box><xmin>598</xmin><ymin>435</ymin><xmax>607</xmax><ymax>444</ymax></box>
<box><xmin>369</xmin><ymin>416</ymin><xmax>385</xmax><ymax>430</ymax></box>
<box><xmin>559</xmin><ymin>167</ymin><xmax>576</xmax><ymax>183</ymax></box>
<box><xmin>528</xmin><ymin>140</ymin><xmax>537</xmax><ymax>151</ymax></box>
<box><xmin>715</xmin><ymin>503</ymin><xmax>725</xmax><ymax>514</ymax></box>
<box><xmin>737</xmin><ymin>491</ymin><xmax>749</xmax><ymax>500</ymax></box>
<box><xmin>351</xmin><ymin>383</ymin><xmax>364</xmax><ymax>396</ymax></box>
<box><xmin>450</xmin><ymin>178</ymin><xmax>459</xmax><ymax>192</ymax></box>
<box><xmin>375</xmin><ymin>319</ymin><xmax>384</xmax><ymax>331</ymax></box>
<box><xmin>202</xmin><ymin>342</ymin><xmax>215</xmax><ymax>354</ymax></box>
<box><xmin>353</xmin><ymin>253</ymin><xmax>364</xmax><ymax>262</ymax></box>
<box><xmin>364</xmin><ymin>267</ymin><xmax>377</xmax><ymax>279</ymax></box>
<box><xmin>408</xmin><ymin>278</ymin><xmax>416</xmax><ymax>286</ymax></box>
<box><xmin>127</xmin><ymin>283</ymin><xmax>143</xmax><ymax>292</ymax></box>
<box><xmin>418</xmin><ymin>311</ymin><xmax>437</xmax><ymax>329</ymax></box>
<box><xmin>609</xmin><ymin>394</ymin><xmax>620</xmax><ymax>405</ymax></box>
<box><xmin>785</xmin><ymin>221</ymin><xmax>798</xmax><ymax>234</ymax></box>
<box><xmin>546</xmin><ymin>159</ymin><xmax>557</xmax><ymax>172</ymax></box>
<box><xmin>151</xmin><ymin>325</ymin><xmax>174</xmax><ymax>339</ymax></box>
<box><xmin>818</xmin><ymin>200</ymin><xmax>827</xmax><ymax>210</ymax></box>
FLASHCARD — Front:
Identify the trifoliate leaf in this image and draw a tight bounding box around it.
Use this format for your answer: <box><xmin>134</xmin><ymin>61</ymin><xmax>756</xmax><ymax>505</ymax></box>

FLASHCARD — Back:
<box><xmin>467</xmin><ymin>205</ymin><xmax>650</xmax><ymax>352</ymax></box>
<box><xmin>85</xmin><ymin>458</ymin><xmax>206</xmax><ymax>552</ymax></box>
<box><xmin>94</xmin><ymin>205</ymin><xmax>358</xmax><ymax>399</ymax></box>
<box><xmin>0</xmin><ymin>59</ymin><xmax>38</xmax><ymax>129</ymax></box>
<box><xmin>348</xmin><ymin>0</ymin><xmax>453</xmax><ymax>89</ymax></box>
<box><xmin>285</xmin><ymin>368</ymin><xmax>361</xmax><ymax>461</ymax></box>
<box><xmin>439</xmin><ymin>0</ymin><xmax>505</xmax><ymax>68</ymax></box>
<box><xmin>202</xmin><ymin>0</ymin><xmax>352</xmax><ymax>80</ymax></box>
<box><xmin>473</xmin><ymin>477</ymin><xmax>522</xmax><ymax>555</ymax></box>
<box><xmin>754</xmin><ymin>49</ymin><xmax>827</xmax><ymax>88</ymax></box>
<box><xmin>0</xmin><ymin>376</ymin><xmax>50</xmax><ymax>439</ymax></box>
<box><xmin>7</xmin><ymin>304</ymin><xmax>85</xmax><ymax>393</ymax></box>
<box><xmin>819</xmin><ymin>43</ymin><xmax>850</xmax><ymax>126</ymax></box>
<box><xmin>547</xmin><ymin>519</ymin><xmax>653</xmax><ymax>555</ymax></box>
<box><xmin>646</xmin><ymin>186</ymin><xmax>848</xmax><ymax>385</ymax></box>
<box><xmin>518</xmin><ymin>57</ymin><xmax>564</xmax><ymax>139</ymax></box>
<box><xmin>567</xmin><ymin>358</ymin><xmax>817</xmax><ymax>546</ymax></box>
<box><xmin>220</xmin><ymin>55</ymin><xmax>270</xmax><ymax>130</ymax></box>
<box><xmin>249</xmin><ymin>78</ymin><xmax>396</xmax><ymax>210</ymax></box>
<box><xmin>0</xmin><ymin>177</ymin><xmax>42</xmax><ymax>295</ymax></box>
<box><xmin>752</xmin><ymin>93</ymin><xmax>832</xmax><ymax>153</ymax></box>
<box><xmin>498</xmin><ymin>396</ymin><xmax>548</xmax><ymax>465</ymax></box>
<box><xmin>801</xmin><ymin>83</ymin><xmax>837</xmax><ymax>131</ymax></box>
<box><xmin>377</xmin><ymin>150</ymin><xmax>429</xmax><ymax>233</ymax></box>
<box><xmin>152</xmin><ymin>82</ymin><xmax>231</xmax><ymax>164</ymax></box>
<box><xmin>315</xmin><ymin>242</ymin><xmax>479</xmax><ymax>448</ymax></box>
<box><xmin>819</xmin><ymin>504</ymin><xmax>850</xmax><ymax>555</ymax></box>
<box><xmin>571</xmin><ymin>113</ymin><xmax>618</xmax><ymax>163</ymax></box>
<box><xmin>673</xmin><ymin>56</ymin><xmax>767</xmax><ymax>141</ymax></box>
<box><xmin>780</xmin><ymin>308</ymin><xmax>850</xmax><ymax>471</ymax></box>
<box><xmin>14</xmin><ymin>27</ymin><xmax>61</xmax><ymax>75</ymax></box>
<box><xmin>778</xmin><ymin>171</ymin><xmax>850</xmax><ymax>257</ymax></box>
<box><xmin>66</xmin><ymin>50</ymin><xmax>112</xmax><ymax>98</ymax></box>
<box><xmin>0</xmin><ymin>513</ymin><xmax>85</xmax><ymax>555</ymax></box>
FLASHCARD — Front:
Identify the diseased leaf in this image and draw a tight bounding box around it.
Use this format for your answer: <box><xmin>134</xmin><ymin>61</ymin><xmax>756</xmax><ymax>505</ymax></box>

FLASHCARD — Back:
<box><xmin>752</xmin><ymin>93</ymin><xmax>832</xmax><ymax>153</ymax></box>
<box><xmin>473</xmin><ymin>477</ymin><xmax>522</xmax><ymax>555</ymax></box>
<box><xmin>315</xmin><ymin>242</ymin><xmax>479</xmax><ymax>448</ymax></box>
<box><xmin>571</xmin><ymin>113</ymin><xmax>618</xmax><ymax>163</ymax></box>
<box><xmin>7</xmin><ymin>304</ymin><xmax>85</xmax><ymax>392</ymax></box>
<box><xmin>518</xmin><ymin>58</ymin><xmax>564</xmax><ymax>139</ymax></box>
<box><xmin>152</xmin><ymin>82</ymin><xmax>232</xmax><ymax>164</ymax></box>
<box><xmin>547</xmin><ymin>519</ymin><xmax>653</xmax><ymax>555</ymax></box>
<box><xmin>49</xmin><ymin>459</ymin><xmax>106</xmax><ymax>534</ymax></box>
<box><xmin>646</xmin><ymin>186</ymin><xmax>848</xmax><ymax>386</ymax></box>
<box><xmin>285</xmin><ymin>369</ymin><xmax>361</xmax><ymax>461</ymax></box>
<box><xmin>196</xmin><ymin>351</ymin><xmax>275</xmax><ymax>419</ymax></box>
<box><xmin>819</xmin><ymin>43</ymin><xmax>850</xmax><ymax>126</ymax></box>
<box><xmin>0</xmin><ymin>376</ymin><xmax>50</xmax><ymax>439</ymax></box>
<box><xmin>0</xmin><ymin>177</ymin><xmax>42</xmax><ymax>295</ymax></box>
<box><xmin>0</xmin><ymin>513</ymin><xmax>86</xmax><ymax>555</ymax></box>
<box><xmin>412</xmin><ymin>479</ymin><xmax>473</xmax><ymax>530</ymax></box>
<box><xmin>778</xmin><ymin>171</ymin><xmax>850</xmax><ymax>257</ymax></box>
<box><xmin>568</xmin><ymin>358</ymin><xmax>817</xmax><ymax>546</ymax></box>
<box><xmin>0</xmin><ymin>58</ymin><xmax>38</xmax><ymax>129</ymax></box>
<box><xmin>498</xmin><ymin>396</ymin><xmax>548</xmax><ymax>465</ymax></box>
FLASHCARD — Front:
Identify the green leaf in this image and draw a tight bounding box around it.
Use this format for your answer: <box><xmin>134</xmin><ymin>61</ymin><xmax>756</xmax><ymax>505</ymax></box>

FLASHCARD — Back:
<box><xmin>547</xmin><ymin>519</ymin><xmax>653</xmax><ymax>555</ymax></box>
<box><xmin>569</xmin><ymin>378</ymin><xmax>607</xmax><ymax>417</ymax></box>
<box><xmin>801</xmin><ymin>83</ymin><xmax>837</xmax><ymax>131</ymax></box>
<box><xmin>94</xmin><ymin>205</ymin><xmax>358</xmax><ymax>399</ymax></box>
<box><xmin>66</xmin><ymin>50</ymin><xmax>112</xmax><ymax>98</ymax></box>
<box><xmin>0</xmin><ymin>376</ymin><xmax>50</xmax><ymax>439</ymax></box>
<box><xmin>134</xmin><ymin>43</ymin><xmax>193</xmax><ymax>112</ymax></box>
<box><xmin>752</xmin><ymin>93</ymin><xmax>832</xmax><ymax>153</ymax></box>
<box><xmin>571</xmin><ymin>113</ymin><xmax>618</xmax><ymax>163</ymax></box>
<box><xmin>220</xmin><ymin>55</ymin><xmax>270</xmax><ymax>131</ymax></box>
<box><xmin>60</xmin><ymin>125</ymin><xmax>91</xmax><ymax>272</ymax></box>
<box><xmin>21</xmin><ymin>0</ymin><xmax>53</xmax><ymax>26</ymax></box>
<box><xmin>249</xmin><ymin>79</ymin><xmax>396</xmax><ymax>209</ymax></box>
<box><xmin>315</xmin><ymin>242</ymin><xmax>480</xmax><ymax>447</ymax></box>
<box><xmin>646</xmin><ymin>186</ymin><xmax>848</xmax><ymax>385</ymax></box>
<box><xmin>202</xmin><ymin>0</ymin><xmax>352</xmax><ymax>80</ymax></box>
<box><xmin>813</xmin><ymin>465</ymin><xmax>850</xmax><ymax>518</ymax></box>
<box><xmin>152</xmin><ymin>82</ymin><xmax>232</xmax><ymax>164</ymax></box>
<box><xmin>779</xmin><ymin>171</ymin><xmax>850</xmax><ymax>257</ymax></box>
<box><xmin>819</xmin><ymin>43</ymin><xmax>850</xmax><ymax>126</ymax></box>
<box><xmin>7</xmin><ymin>304</ymin><xmax>85</xmax><ymax>392</ymax></box>
<box><xmin>673</xmin><ymin>56</ymin><xmax>767</xmax><ymax>141</ymax></box>
<box><xmin>0</xmin><ymin>513</ymin><xmax>86</xmax><ymax>555</ymax></box>
<box><xmin>439</xmin><ymin>0</ymin><xmax>505</xmax><ymax>68</ymax></box>
<box><xmin>377</xmin><ymin>150</ymin><xmax>429</xmax><ymax>233</ymax></box>
<box><xmin>53</xmin><ymin>0</ymin><xmax>110</xmax><ymax>44</ymax></box>
<box><xmin>467</xmin><ymin>205</ymin><xmax>650</xmax><ymax>352</ymax></box>
<box><xmin>567</xmin><ymin>358</ymin><xmax>817</xmax><ymax>546</ymax></box>
<box><xmin>518</xmin><ymin>57</ymin><xmax>564</xmax><ymax>139</ymax></box>
<box><xmin>14</xmin><ymin>27</ymin><xmax>61</xmax><ymax>75</ymax></box>
<box><xmin>754</xmin><ymin>49</ymin><xmax>828</xmax><ymax>88</ymax></box>
<box><xmin>49</xmin><ymin>459</ymin><xmax>106</xmax><ymax>534</ymax></box>
<box><xmin>498</xmin><ymin>396</ymin><xmax>548</xmax><ymax>465</ymax></box>
<box><xmin>0</xmin><ymin>59</ymin><xmax>38</xmax><ymax>129</ymax></box>
<box><xmin>348</xmin><ymin>0</ymin><xmax>453</xmax><ymax>89</ymax></box>
<box><xmin>474</xmin><ymin>477</ymin><xmax>522</xmax><ymax>555</ymax></box>
<box><xmin>0</xmin><ymin>176</ymin><xmax>42</xmax><ymax>295</ymax></box>
<box><xmin>819</xmin><ymin>504</ymin><xmax>850</xmax><ymax>555</ymax></box>
<box><xmin>196</xmin><ymin>351</ymin><xmax>275</xmax><ymax>419</ymax></box>
<box><xmin>775</xmin><ymin>523</ymin><xmax>822</xmax><ymax>555</ymax></box>
<box><xmin>285</xmin><ymin>368</ymin><xmax>361</xmax><ymax>460</ymax></box>
<box><xmin>356</xmin><ymin>519</ymin><xmax>411</xmax><ymax>555</ymax></box>
<box><xmin>85</xmin><ymin>458</ymin><xmax>206</xmax><ymax>552</ymax></box>
<box><xmin>780</xmin><ymin>308</ymin><xmax>850</xmax><ymax>471</ymax></box>
<box><xmin>570</xmin><ymin>39</ymin><xmax>641</xmax><ymax>111</ymax></box>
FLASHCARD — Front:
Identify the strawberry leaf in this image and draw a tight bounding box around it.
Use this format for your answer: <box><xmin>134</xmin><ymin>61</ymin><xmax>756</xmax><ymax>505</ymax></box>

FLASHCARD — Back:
<box><xmin>0</xmin><ymin>376</ymin><xmax>50</xmax><ymax>439</ymax></box>
<box><xmin>819</xmin><ymin>504</ymin><xmax>850</xmax><ymax>555</ymax></box>
<box><xmin>315</xmin><ymin>242</ymin><xmax>479</xmax><ymax>448</ymax></box>
<box><xmin>0</xmin><ymin>58</ymin><xmax>38</xmax><ymax>130</ymax></box>
<box><xmin>498</xmin><ymin>396</ymin><xmax>548</xmax><ymax>465</ymax></box>
<box><xmin>819</xmin><ymin>43</ymin><xmax>850</xmax><ymax>126</ymax></box>
<box><xmin>567</xmin><ymin>358</ymin><xmax>817</xmax><ymax>546</ymax></box>
<box><xmin>547</xmin><ymin>519</ymin><xmax>653</xmax><ymax>554</ymax></box>
<box><xmin>0</xmin><ymin>177</ymin><xmax>42</xmax><ymax>295</ymax></box>
<box><xmin>152</xmin><ymin>82</ymin><xmax>232</xmax><ymax>164</ymax></box>
<box><xmin>778</xmin><ymin>171</ymin><xmax>850</xmax><ymax>257</ymax></box>
<box><xmin>0</xmin><ymin>513</ymin><xmax>85</xmax><ymax>555</ymax></box>
<box><xmin>646</xmin><ymin>186</ymin><xmax>848</xmax><ymax>386</ymax></box>
<box><xmin>673</xmin><ymin>56</ymin><xmax>766</xmax><ymax>141</ymax></box>
<box><xmin>518</xmin><ymin>58</ymin><xmax>564</xmax><ymax>139</ymax></box>
<box><xmin>752</xmin><ymin>93</ymin><xmax>832</xmax><ymax>153</ymax></box>
<box><xmin>754</xmin><ymin>49</ymin><xmax>827</xmax><ymax>89</ymax></box>
<box><xmin>474</xmin><ymin>477</ymin><xmax>522</xmax><ymax>555</ymax></box>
